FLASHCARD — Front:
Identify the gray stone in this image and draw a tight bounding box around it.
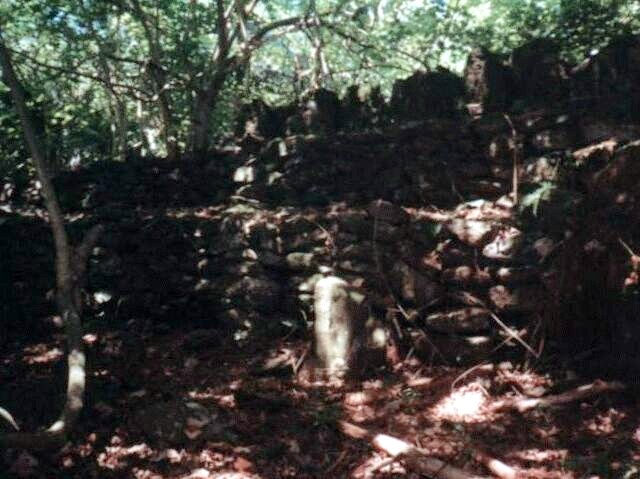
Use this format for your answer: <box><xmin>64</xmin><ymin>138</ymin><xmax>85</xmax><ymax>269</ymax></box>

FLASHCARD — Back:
<box><xmin>441</xmin><ymin>266</ymin><xmax>492</xmax><ymax>287</ymax></box>
<box><xmin>227</xmin><ymin>276</ymin><xmax>281</xmax><ymax>313</ymax></box>
<box><xmin>390</xmin><ymin>261</ymin><xmax>441</xmax><ymax>307</ymax></box>
<box><xmin>482</xmin><ymin>226</ymin><xmax>523</xmax><ymax>260</ymax></box>
<box><xmin>233</xmin><ymin>165</ymin><xmax>256</xmax><ymax>183</ymax></box>
<box><xmin>446</xmin><ymin>219</ymin><xmax>495</xmax><ymax>247</ymax></box>
<box><xmin>425</xmin><ymin>307</ymin><xmax>491</xmax><ymax>334</ymax></box>
<box><xmin>413</xmin><ymin>331</ymin><xmax>493</xmax><ymax>365</ymax></box>
<box><xmin>493</xmin><ymin>266</ymin><xmax>539</xmax><ymax>285</ymax></box>
<box><xmin>258</xmin><ymin>251</ymin><xmax>287</xmax><ymax>270</ymax></box>
<box><xmin>286</xmin><ymin>252</ymin><xmax>316</xmax><ymax>271</ymax></box>
<box><xmin>489</xmin><ymin>285</ymin><xmax>547</xmax><ymax>313</ymax></box>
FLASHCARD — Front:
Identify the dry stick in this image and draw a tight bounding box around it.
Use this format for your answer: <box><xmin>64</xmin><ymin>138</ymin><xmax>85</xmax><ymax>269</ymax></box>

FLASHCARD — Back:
<box><xmin>473</xmin><ymin>450</ymin><xmax>518</xmax><ymax>479</ymax></box>
<box><xmin>465</xmin><ymin>294</ymin><xmax>539</xmax><ymax>359</ymax></box>
<box><xmin>488</xmin><ymin>310</ymin><xmax>539</xmax><ymax>358</ymax></box>
<box><xmin>366</xmin><ymin>456</ymin><xmax>398</xmax><ymax>476</ymax></box>
<box><xmin>292</xmin><ymin>347</ymin><xmax>309</xmax><ymax>376</ymax></box>
<box><xmin>339</xmin><ymin>421</ymin><xmax>490</xmax><ymax>479</ymax></box>
<box><xmin>451</xmin><ymin>362</ymin><xmax>493</xmax><ymax>391</ymax></box>
<box><xmin>619</xmin><ymin>238</ymin><xmax>640</xmax><ymax>260</ymax></box>
<box><xmin>492</xmin><ymin>380</ymin><xmax>626</xmax><ymax>414</ymax></box>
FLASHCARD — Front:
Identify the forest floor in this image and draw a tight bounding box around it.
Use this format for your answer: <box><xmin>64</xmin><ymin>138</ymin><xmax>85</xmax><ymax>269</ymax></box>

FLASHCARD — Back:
<box><xmin>2</xmin><ymin>327</ymin><xmax>639</xmax><ymax>478</ymax></box>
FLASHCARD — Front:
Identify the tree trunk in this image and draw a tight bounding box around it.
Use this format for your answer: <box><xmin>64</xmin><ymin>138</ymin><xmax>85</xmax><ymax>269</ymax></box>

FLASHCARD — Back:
<box><xmin>157</xmin><ymin>87</ymin><xmax>179</xmax><ymax>160</ymax></box>
<box><xmin>113</xmin><ymin>96</ymin><xmax>128</xmax><ymax>162</ymax></box>
<box><xmin>0</xmin><ymin>29</ymin><xmax>103</xmax><ymax>450</ymax></box>
<box><xmin>191</xmin><ymin>90</ymin><xmax>217</xmax><ymax>154</ymax></box>
<box><xmin>129</xmin><ymin>0</ymin><xmax>179</xmax><ymax>160</ymax></box>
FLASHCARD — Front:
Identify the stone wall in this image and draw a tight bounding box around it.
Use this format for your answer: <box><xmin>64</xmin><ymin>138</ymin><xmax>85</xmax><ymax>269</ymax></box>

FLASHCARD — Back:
<box><xmin>2</xmin><ymin>35</ymin><xmax>640</xmax><ymax>368</ymax></box>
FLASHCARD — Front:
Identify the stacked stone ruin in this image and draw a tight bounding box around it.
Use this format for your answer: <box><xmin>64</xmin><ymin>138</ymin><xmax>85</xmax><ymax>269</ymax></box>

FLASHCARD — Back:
<box><xmin>2</xmin><ymin>35</ymin><xmax>640</xmax><ymax>366</ymax></box>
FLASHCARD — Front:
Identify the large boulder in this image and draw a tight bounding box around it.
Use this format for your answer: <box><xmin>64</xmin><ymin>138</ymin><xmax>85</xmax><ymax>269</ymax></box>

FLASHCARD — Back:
<box><xmin>572</xmin><ymin>34</ymin><xmax>640</xmax><ymax>117</ymax></box>
<box><xmin>302</xmin><ymin>88</ymin><xmax>341</xmax><ymax>134</ymax></box>
<box><xmin>234</xmin><ymin>99</ymin><xmax>297</xmax><ymax>140</ymax></box>
<box><xmin>511</xmin><ymin>38</ymin><xmax>569</xmax><ymax>105</ymax></box>
<box><xmin>589</xmin><ymin>141</ymin><xmax>640</xmax><ymax>201</ymax></box>
<box><xmin>390</xmin><ymin>68</ymin><xmax>465</xmax><ymax>120</ymax></box>
<box><xmin>341</xmin><ymin>85</ymin><xmax>388</xmax><ymax>129</ymax></box>
<box><xmin>464</xmin><ymin>47</ymin><xmax>515</xmax><ymax>112</ymax></box>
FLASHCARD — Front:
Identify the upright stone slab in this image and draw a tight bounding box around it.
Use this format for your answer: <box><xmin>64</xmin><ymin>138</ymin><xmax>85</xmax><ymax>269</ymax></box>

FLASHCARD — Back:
<box><xmin>313</xmin><ymin>276</ymin><xmax>367</xmax><ymax>376</ymax></box>
<box><xmin>390</xmin><ymin>68</ymin><xmax>465</xmax><ymax>121</ymax></box>
<box><xmin>464</xmin><ymin>47</ymin><xmax>514</xmax><ymax>112</ymax></box>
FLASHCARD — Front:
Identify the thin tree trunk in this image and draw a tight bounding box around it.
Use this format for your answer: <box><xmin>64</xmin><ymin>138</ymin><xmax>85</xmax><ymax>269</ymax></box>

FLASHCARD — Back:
<box><xmin>0</xmin><ymin>29</ymin><xmax>103</xmax><ymax>450</ymax></box>
<box><xmin>129</xmin><ymin>0</ymin><xmax>178</xmax><ymax>160</ymax></box>
<box><xmin>113</xmin><ymin>97</ymin><xmax>128</xmax><ymax>162</ymax></box>
<box><xmin>107</xmin><ymin>95</ymin><xmax>128</xmax><ymax>162</ymax></box>
<box><xmin>191</xmin><ymin>92</ymin><xmax>211</xmax><ymax>154</ymax></box>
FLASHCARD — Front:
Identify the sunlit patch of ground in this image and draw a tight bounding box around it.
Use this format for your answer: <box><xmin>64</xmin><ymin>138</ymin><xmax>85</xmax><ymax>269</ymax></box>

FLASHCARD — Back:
<box><xmin>430</xmin><ymin>383</ymin><xmax>488</xmax><ymax>423</ymax></box>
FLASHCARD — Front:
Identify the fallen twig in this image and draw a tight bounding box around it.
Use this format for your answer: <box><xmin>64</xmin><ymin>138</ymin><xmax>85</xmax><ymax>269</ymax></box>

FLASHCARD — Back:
<box><xmin>492</xmin><ymin>380</ymin><xmax>625</xmax><ymax>413</ymax></box>
<box><xmin>474</xmin><ymin>450</ymin><xmax>518</xmax><ymax>479</ymax></box>
<box><xmin>339</xmin><ymin>421</ymin><xmax>489</xmax><ymax>479</ymax></box>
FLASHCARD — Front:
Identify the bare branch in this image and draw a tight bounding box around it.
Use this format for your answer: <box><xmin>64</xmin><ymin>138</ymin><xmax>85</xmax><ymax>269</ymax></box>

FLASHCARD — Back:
<box><xmin>8</xmin><ymin>47</ymin><xmax>151</xmax><ymax>99</ymax></box>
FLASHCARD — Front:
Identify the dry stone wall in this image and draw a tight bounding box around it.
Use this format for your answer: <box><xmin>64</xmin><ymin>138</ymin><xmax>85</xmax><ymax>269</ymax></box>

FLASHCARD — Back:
<box><xmin>2</xmin><ymin>35</ymin><xmax>640</xmax><ymax>368</ymax></box>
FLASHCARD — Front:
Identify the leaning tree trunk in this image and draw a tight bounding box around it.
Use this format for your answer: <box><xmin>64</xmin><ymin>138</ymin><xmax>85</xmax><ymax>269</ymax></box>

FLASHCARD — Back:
<box><xmin>0</xmin><ymin>30</ymin><xmax>103</xmax><ymax>449</ymax></box>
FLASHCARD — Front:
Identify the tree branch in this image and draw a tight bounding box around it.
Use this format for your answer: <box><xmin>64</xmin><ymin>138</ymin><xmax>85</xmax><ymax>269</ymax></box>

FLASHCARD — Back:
<box><xmin>8</xmin><ymin>47</ymin><xmax>151</xmax><ymax>99</ymax></box>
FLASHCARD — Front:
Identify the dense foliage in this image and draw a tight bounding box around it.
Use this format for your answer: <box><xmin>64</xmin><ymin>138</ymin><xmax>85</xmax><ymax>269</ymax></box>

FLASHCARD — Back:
<box><xmin>1</xmin><ymin>0</ymin><xmax>640</xmax><ymax>167</ymax></box>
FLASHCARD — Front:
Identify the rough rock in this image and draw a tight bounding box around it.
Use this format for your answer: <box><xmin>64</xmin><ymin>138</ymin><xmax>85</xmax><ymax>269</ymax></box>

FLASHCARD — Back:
<box><xmin>493</xmin><ymin>266</ymin><xmax>539</xmax><ymax>285</ymax></box>
<box><xmin>227</xmin><ymin>276</ymin><xmax>282</xmax><ymax>314</ymax></box>
<box><xmin>390</xmin><ymin>69</ymin><xmax>465</xmax><ymax>120</ymax></box>
<box><xmin>285</xmin><ymin>252</ymin><xmax>316</xmax><ymax>272</ymax></box>
<box><xmin>446</xmin><ymin>219</ymin><xmax>495</xmax><ymax>247</ymax></box>
<box><xmin>413</xmin><ymin>331</ymin><xmax>493</xmax><ymax>365</ymax></box>
<box><xmin>489</xmin><ymin>285</ymin><xmax>547</xmax><ymax>313</ymax></box>
<box><xmin>441</xmin><ymin>266</ymin><xmax>492</xmax><ymax>287</ymax></box>
<box><xmin>589</xmin><ymin>141</ymin><xmax>640</xmax><ymax>199</ymax></box>
<box><xmin>464</xmin><ymin>47</ymin><xmax>514</xmax><ymax>112</ymax></box>
<box><xmin>482</xmin><ymin>226</ymin><xmax>523</xmax><ymax>260</ymax></box>
<box><xmin>390</xmin><ymin>261</ymin><xmax>441</xmax><ymax>307</ymax></box>
<box><xmin>511</xmin><ymin>38</ymin><xmax>568</xmax><ymax>104</ymax></box>
<box><xmin>425</xmin><ymin>307</ymin><xmax>491</xmax><ymax>334</ymax></box>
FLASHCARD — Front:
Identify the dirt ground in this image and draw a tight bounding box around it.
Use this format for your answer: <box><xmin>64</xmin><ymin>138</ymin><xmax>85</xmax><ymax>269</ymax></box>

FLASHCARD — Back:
<box><xmin>2</xmin><ymin>327</ymin><xmax>639</xmax><ymax>479</ymax></box>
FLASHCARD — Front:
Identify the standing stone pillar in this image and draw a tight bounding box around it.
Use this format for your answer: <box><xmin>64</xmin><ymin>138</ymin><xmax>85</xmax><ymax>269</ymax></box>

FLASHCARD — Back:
<box><xmin>313</xmin><ymin>276</ymin><xmax>367</xmax><ymax>377</ymax></box>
